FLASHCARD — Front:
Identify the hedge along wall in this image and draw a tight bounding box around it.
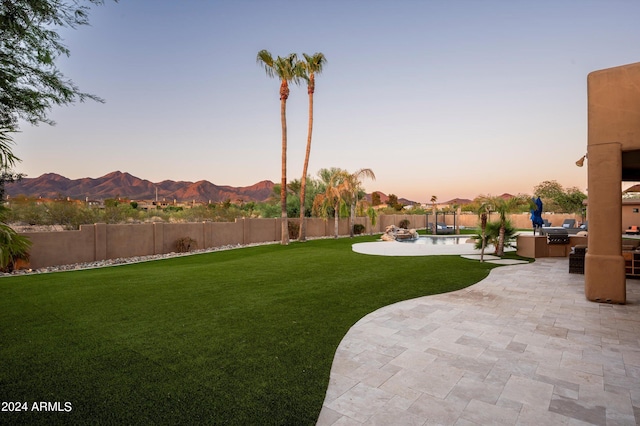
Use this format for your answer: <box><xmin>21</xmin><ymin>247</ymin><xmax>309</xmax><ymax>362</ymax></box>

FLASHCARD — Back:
<box><xmin>19</xmin><ymin>213</ymin><xmax>579</xmax><ymax>269</ymax></box>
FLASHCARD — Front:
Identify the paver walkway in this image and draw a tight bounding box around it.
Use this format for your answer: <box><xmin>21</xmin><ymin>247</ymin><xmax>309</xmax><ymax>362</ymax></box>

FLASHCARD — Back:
<box><xmin>318</xmin><ymin>258</ymin><xmax>640</xmax><ymax>425</ymax></box>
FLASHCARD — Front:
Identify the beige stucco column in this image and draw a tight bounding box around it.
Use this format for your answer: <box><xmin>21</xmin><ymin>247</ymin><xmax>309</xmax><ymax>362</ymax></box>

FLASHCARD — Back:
<box><xmin>584</xmin><ymin>62</ymin><xmax>640</xmax><ymax>304</ymax></box>
<box><xmin>584</xmin><ymin>143</ymin><xmax>626</xmax><ymax>303</ymax></box>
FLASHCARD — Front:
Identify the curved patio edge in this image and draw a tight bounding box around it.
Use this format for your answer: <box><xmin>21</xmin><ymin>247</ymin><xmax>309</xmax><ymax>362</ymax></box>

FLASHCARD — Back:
<box><xmin>317</xmin><ymin>258</ymin><xmax>640</xmax><ymax>425</ymax></box>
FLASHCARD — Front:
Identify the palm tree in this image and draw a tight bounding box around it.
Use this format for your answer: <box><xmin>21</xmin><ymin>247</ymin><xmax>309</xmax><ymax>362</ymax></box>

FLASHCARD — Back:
<box><xmin>256</xmin><ymin>50</ymin><xmax>303</xmax><ymax>245</ymax></box>
<box><xmin>480</xmin><ymin>195</ymin><xmax>528</xmax><ymax>256</ymax></box>
<box><xmin>313</xmin><ymin>168</ymin><xmax>349</xmax><ymax>238</ymax></box>
<box><xmin>345</xmin><ymin>168</ymin><xmax>376</xmax><ymax>237</ymax></box>
<box><xmin>473</xmin><ymin>220</ymin><xmax>518</xmax><ymax>255</ymax></box>
<box><xmin>430</xmin><ymin>195</ymin><xmax>438</xmax><ymax>234</ymax></box>
<box><xmin>298</xmin><ymin>53</ymin><xmax>327</xmax><ymax>242</ymax></box>
<box><xmin>475</xmin><ymin>199</ymin><xmax>491</xmax><ymax>262</ymax></box>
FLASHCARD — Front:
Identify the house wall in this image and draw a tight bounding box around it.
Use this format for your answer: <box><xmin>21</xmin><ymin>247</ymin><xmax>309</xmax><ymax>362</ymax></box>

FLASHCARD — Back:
<box><xmin>585</xmin><ymin>61</ymin><xmax>640</xmax><ymax>304</ymax></box>
<box><xmin>622</xmin><ymin>203</ymin><xmax>640</xmax><ymax>231</ymax></box>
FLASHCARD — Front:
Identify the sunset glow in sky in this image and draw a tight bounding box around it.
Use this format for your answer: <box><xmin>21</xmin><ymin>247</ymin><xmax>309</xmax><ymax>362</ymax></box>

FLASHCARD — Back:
<box><xmin>11</xmin><ymin>0</ymin><xmax>640</xmax><ymax>203</ymax></box>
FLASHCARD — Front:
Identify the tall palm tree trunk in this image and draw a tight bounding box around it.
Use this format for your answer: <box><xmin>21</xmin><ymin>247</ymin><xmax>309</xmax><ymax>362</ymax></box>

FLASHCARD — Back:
<box><xmin>334</xmin><ymin>201</ymin><xmax>340</xmax><ymax>238</ymax></box>
<box><xmin>349</xmin><ymin>196</ymin><xmax>356</xmax><ymax>238</ymax></box>
<box><xmin>480</xmin><ymin>213</ymin><xmax>487</xmax><ymax>262</ymax></box>
<box><xmin>299</xmin><ymin>80</ymin><xmax>314</xmax><ymax>242</ymax></box>
<box><xmin>497</xmin><ymin>223</ymin><xmax>506</xmax><ymax>256</ymax></box>
<box><xmin>279</xmin><ymin>81</ymin><xmax>289</xmax><ymax>245</ymax></box>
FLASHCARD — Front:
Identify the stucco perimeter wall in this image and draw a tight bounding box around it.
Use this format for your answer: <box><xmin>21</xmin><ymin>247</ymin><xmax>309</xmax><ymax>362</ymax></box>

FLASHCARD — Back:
<box><xmin>105</xmin><ymin>224</ymin><xmax>155</xmax><ymax>259</ymax></box>
<box><xmin>21</xmin><ymin>213</ymin><xmax>581</xmax><ymax>269</ymax></box>
<box><xmin>378</xmin><ymin>215</ymin><xmax>426</xmax><ymax>230</ymax></box>
<box><xmin>26</xmin><ymin>225</ymin><xmax>97</xmax><ymax>268</ymax></box>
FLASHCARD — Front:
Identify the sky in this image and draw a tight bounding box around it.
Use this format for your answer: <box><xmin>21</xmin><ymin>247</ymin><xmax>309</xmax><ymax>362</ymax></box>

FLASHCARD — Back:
<box><xmin>11</xmin><ymin>0</ymin><xmax>640</xmax><ymax>203</ymax></box>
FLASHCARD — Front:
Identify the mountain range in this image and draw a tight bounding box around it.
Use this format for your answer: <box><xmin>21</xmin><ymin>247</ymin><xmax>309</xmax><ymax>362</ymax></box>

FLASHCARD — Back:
<box><xmin>5</xmin><ymin>171</ymin><xmax>419</xmax><ymax>205</ymax></box>
<box><xmin>5</xmin><ymin>171</ymin><xmax>276</xmax><ymax>203</ymax></box>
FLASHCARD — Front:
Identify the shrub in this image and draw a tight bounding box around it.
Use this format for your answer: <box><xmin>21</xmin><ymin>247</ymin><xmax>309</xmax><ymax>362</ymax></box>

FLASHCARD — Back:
<box><xmin>175</xmin><ymin>237</ymin><xmax>197</xmax><ymax>253</ymax></box>
<box><xmin>0</xmin><ymin>221</ymin><xmax>31</xmax><ymax>272</ymax></box>
<box><xmin>353</xmin><ymin>224</ymin><xmax>365</xmax><ymax>235</ymax></box>
<box><xmin>288</xmin><ymin>221</ymin><xmax>300</xmax><ymax>239</ymax></box>
<box><xmin>399</xmin><ymin>219</ymin><xmax>410</xmax><ymax>229</ymax></box>
<box><xmin>472</xmin><ymin>220</ymin><xmax>517</xmax><ymax>255</ymax></box>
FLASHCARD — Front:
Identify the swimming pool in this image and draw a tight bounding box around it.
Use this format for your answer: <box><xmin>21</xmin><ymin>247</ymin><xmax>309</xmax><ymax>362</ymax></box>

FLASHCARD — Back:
<box><xmin>398</xmin><ymin>236</ymin><xmax>474</xmax><ymax>245</ymax></box>
<box><xmin>352</xmin><ymin>235</ymin><xmax>482</xmax><ymax>257</ymax></box>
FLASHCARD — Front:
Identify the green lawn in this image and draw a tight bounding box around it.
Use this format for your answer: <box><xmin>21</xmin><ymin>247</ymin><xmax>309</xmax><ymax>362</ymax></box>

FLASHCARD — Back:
<box><xmin>0</xmin><ymin>235</ymin><xmax>504</xmax><ymax>425</ymax></box>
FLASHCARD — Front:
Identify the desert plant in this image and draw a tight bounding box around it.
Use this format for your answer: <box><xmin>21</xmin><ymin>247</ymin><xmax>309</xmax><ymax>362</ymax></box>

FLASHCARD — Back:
<box><xmin>0</xmin><ymin>209</ymin><xmax>31</xmax><ymax>271</ymax></box>
<box><xmin>288</xmin><ymin>221</ymin><xmax>300</xmax><ymax>239</ymax></box>
<box><xmin>472</xmin><ymin>220</ymin><xmax>517</xmax><ymax>255</ymax></box>
<box><xmin>353</xmin><ymin>224</ymin><xmax>365</xmax><ymax>235</ymax></box>
<box><xmin>399</xmin><ymin>219</ymin><xmax>410</xmax><ymax>229</ymax></box>
<box><xmin>175</xmin><ymin>237</ymin><xmax>197</xmax><ymax>253</ymax></box>
<box><xmin>477</xmin><ymin>195</ymin><xmax>529</xmax><ymax>256</ymax></box>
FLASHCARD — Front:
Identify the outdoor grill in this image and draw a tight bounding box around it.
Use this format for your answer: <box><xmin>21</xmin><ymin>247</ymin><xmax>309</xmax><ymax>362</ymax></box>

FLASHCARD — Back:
<box><xmin>546</xmin><ymin>228</ymin><xmax>570</xmax><ymax>244</ymax></box>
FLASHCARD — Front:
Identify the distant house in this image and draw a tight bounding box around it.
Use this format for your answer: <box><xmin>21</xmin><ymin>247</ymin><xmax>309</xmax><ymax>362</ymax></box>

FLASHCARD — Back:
<box><xmin>426</xmin><ymin>198</ymin><xmax>473</xmax><ymax>210</ymax></box>
<box><xmin>622</xmin><ymin>199</ymin><xmax>640</xmax><ymax>232</ymax></box>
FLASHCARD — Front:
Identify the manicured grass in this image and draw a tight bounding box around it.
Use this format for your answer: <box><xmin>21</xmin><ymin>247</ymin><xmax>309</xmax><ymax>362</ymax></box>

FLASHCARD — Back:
<box><xmin>0</xmin><ymin>236</ymin><xmax>503</xmax><ymax>425</ymax></box>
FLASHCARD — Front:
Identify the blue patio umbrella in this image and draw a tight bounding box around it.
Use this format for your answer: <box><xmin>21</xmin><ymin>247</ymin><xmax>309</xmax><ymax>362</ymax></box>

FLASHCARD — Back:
<box><xmin>531</xmin><ymin>197</ymin><xmax>544</xmax><ymax>234</ymax></box>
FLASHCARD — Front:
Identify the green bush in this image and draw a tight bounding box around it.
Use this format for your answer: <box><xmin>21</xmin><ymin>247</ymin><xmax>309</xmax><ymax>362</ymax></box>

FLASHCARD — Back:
<box><xmin>399</xmin><ymin>219</ymin><xmax>410</xmax><ymax>229</ymax></box>
<box><xmin>0</xmin><ymin>206</ymin><xmax>31</xmax><ymax>271</ymax></box>
<box><xmin>353</xmin><ymin>224</ymin><xmax>365</xmax><ymax>235</ymax></box>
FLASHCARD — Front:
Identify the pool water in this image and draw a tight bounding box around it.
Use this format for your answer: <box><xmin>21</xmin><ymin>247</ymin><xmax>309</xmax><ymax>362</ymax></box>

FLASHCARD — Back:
<box><xmin>399</xmin><ymin>236</ymin><xmax>473</xmax><ymax>245</ymax></box>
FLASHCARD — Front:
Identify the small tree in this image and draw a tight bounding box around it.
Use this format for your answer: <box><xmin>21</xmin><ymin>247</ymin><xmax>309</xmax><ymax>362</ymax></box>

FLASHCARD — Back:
<box><xmin>533</xmin><ymin>180</ymin><xmax>586</xmax><ymax>214</ymax></box>
<box><xmin>473</xmin><ymin>220</ymin><xmax>517</xmax><ymax>255</ymax></box>
<box><xmin>345</xmin><ymin>168</ymin><xmax>375</xmax><ymax>238</ymax></box>
<box><xmin>479</xmin><ymin>195</ymin><xmax>529</xmax><ymax>256</ymax></box>
<box><xmin>1</xmin><ymin>1</ymin><xmax>111</xmax><ymax>269</ymax></box>
<box><xmin>1</xmin><ymin>0</ymin><xmax>107</xmax><ymax>130</ymax></box>
<box><xmin>313</xmin><ymin>168</ymin><xmax>348</xmax><ymax>238</ymax></box>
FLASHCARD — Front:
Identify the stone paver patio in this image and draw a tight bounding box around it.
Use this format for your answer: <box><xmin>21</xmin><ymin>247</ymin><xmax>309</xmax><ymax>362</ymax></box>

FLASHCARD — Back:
<box><xmin>318</xmin><ymin>258</ymin><xmax>640</xmax><ymax>425</ymax></box>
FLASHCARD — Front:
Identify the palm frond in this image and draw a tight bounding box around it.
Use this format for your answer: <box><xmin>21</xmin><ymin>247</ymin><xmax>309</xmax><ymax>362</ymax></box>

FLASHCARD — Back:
<box><xmin>302</xmin><ymin>52</ymin><xmax>327</xmax><ymax>74</ymax></box>
<box><xmin>256</xmin><ymin>49</ymin><xmax>276</xmax><ymax>78</ymax></box>
<box><xmin>0</xmin><ymin>222</ymin><xmax>31</xmax><ymax>271</ymax></box>
<box><xmin>0</xmin><ymin>128</ymin><xmax>20</xmax><ymax>169</ymax></box>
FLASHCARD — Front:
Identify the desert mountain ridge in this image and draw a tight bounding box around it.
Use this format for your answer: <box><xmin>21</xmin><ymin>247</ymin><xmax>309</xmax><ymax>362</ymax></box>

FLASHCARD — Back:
<box><xmin>5</xmin><ymin>171</ymin><xmax>420</xmax><ymax>205</ymax></box>
<box><xmin>5</xmin><ymin>171</ymin><xmax>275</xmax><ymax>203</ymax></box>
